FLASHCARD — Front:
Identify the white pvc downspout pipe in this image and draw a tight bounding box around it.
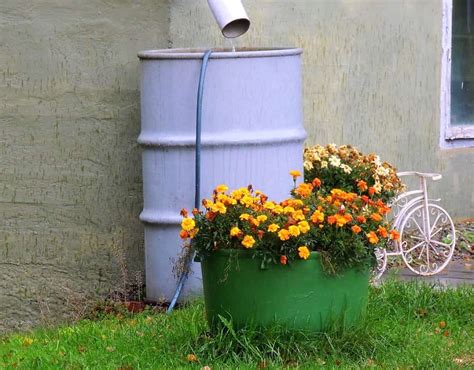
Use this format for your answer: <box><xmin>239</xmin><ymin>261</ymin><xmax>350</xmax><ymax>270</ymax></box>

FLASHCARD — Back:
<box><xmin>207</xmin><ymin>0</ymin><xmax>250</xmax><ymax>38</ymax></box>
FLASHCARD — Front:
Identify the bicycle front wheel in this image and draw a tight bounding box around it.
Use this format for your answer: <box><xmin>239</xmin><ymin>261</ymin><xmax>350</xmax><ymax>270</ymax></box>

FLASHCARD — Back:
<box><xmin>399</xmin><ymin>203</ymin><xmax>456</xmax><ymax>276</ymax></box>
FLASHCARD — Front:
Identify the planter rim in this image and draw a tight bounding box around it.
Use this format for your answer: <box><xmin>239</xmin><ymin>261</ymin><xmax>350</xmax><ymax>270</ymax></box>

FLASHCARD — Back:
<box><xmin>138</xmin><ymin>47</ymin><xmax>302</xmax><ymax>60</ymax></box>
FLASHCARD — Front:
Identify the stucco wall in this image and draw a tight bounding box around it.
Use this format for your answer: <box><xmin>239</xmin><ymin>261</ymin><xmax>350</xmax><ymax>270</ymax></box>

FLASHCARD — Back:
<box><xmin>0</xmin><ymin>0</ymin><xmax>169</xmax><ymax>333</ymax></box>
<box><xmin>170</xmin><ymin>0</ymin><xmax>473</xmax><ymax>218</ymax></box>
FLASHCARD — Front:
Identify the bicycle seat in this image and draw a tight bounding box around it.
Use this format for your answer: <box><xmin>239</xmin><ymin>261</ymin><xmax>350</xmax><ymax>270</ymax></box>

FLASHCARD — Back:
<box><xmin>396</xmin><ymin>171</ymin><xmax>442</xmax><ymax>181</ymax></box>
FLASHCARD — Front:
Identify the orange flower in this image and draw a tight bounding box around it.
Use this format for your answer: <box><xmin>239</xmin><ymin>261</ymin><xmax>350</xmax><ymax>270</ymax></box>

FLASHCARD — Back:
<box><xmin>356</xmin><ymin>215</ymin><xmax>366</xmax><ymax>223</ymax></box>
<box><xmin>366</xmin><ymin>231</ymin><xmax>379</xmax><ymax>244</ymax></box>
<box><xmin>390</xmin><ymin>229</ymin><xmax>400</xmax><ymax>241</ymax></box>
<box><xmin>311</xmin><ymin>210</ymin><xmax>325</xmax><ymax>224</ymax></box>
<box><xmin>278</xmin><ymin>229</ymin><xmax>290</xmax><ymax>241</ymax></box>
<box><xmin>312</xmin><ymin>177</ymin><xmax>322</xmax><ymax>188</ymax></box>
<box><xmin>368</xmin><ymin>187</ymin><xmax>376</xmax><ymax>196</ymax></box>
<box><xmin>370</xmin><ymin>213</ymin><xmax>383</xmax><ymax>222</ymax></box>
<box><xmin>327</xmin><ymin>215</ymin><xmax>337</xmax><ymax>225</ymax></box>
<box><xmin>357</xmin><ymin>180</ymin><xmax>368</xmax><ymax>192</ymax></box>
<box><xmin>295</xmin><ymin>183</ymin><xmax>313</xmax><ymax>198</ymax></box>
<box><xmin>179</xmin><ymin>230</ymin><xmax>189</xmax><ymax>239</ymax></box>
<box><xmin>180</xmin><ymin>208</ymin><xmax>189</xmax><ymax>217</ymax></box>
<box><xmin>377</xmin><ymin>226</ymin><xmax>388</xmax><ymax>238</ymax></box>
<box><xmin>280</xmin><ymin>255</ymin><xmax>287</xmax><ymax>265</ymax></box>
<box><xmin>351</xmin><ymin>225</ymin><xmax>362</xmax><ymax>234</ymax></box>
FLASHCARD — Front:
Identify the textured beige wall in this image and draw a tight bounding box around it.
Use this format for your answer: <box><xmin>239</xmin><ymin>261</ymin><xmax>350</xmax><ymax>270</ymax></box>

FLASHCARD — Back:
<box><xmin>0</xmin><ymin>0</ymin><xmax>169</xmax><ymax>333</ymax></box>
<box><xmin>170</xmin><ymin>0</ymin><xmax>473</xmax><ymax>218</ymax></box>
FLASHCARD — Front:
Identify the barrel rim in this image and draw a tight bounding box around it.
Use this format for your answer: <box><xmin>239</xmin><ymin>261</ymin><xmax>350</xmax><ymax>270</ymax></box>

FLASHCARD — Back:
<box><xmin>138</xmin><ymin>47</ymin><xmax>303</xmax><ymax>60</ymax></box>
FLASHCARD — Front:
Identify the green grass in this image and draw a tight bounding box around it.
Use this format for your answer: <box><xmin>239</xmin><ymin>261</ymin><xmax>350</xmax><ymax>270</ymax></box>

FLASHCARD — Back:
<box><xmin>1</xmin><ymin>281</ymin><xmax>473</xmax><ymax>369</ymax></box>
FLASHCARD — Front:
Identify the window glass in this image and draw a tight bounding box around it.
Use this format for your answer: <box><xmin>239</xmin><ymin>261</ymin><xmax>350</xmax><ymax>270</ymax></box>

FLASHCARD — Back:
<box><xmin>451</xmin><ymin>0</ymin><xmax>474</xmax><ymax>125</ymax></box>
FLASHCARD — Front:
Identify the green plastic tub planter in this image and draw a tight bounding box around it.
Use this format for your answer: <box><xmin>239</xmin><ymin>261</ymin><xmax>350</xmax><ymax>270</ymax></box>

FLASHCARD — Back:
<box><xmin>201</xmin><ymin>250</ymin><xmax>370</xmax><ymax>332</ymax></box>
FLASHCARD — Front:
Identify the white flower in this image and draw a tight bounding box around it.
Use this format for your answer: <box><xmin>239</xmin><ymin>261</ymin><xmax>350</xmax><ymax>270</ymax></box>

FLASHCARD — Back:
<box><xmin>374</xmin><ymin>181</ymin><xmax>382</xmax><ymax>193</ymax></box>
<box><xmin>376</xmin><ymin>166</ymin><xmax>390</xmax><ymax>177</ymax></box>
<box><xmin>321</xmin><ymin>160</ymin><xmax>328</xmax><ymax>169</ymax></box>
<box><xmin>303</xmin><ymin>160</ymin><xmax>314</xmax><ymax>170</ymax></box>
<box><xmin>341</xmin><ymin>164</ymin><xmax>352</xmax><ymax>174</ymax></box>
<box><xmin>372</xmin><ymin>155</ymin><xmax>382</xmax><ymax>167</ymax></box>
<box><xmin>328</xmin><ymin>155</ymin><xmax>341</xmax><ymax>168</ymax></box>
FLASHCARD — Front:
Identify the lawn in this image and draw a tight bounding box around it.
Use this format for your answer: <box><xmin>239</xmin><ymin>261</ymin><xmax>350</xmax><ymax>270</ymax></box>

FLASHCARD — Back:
<box><xmin>1</xmin><ymin>281</ymin><xmax>473</xmax><ymax>369</ymax></box>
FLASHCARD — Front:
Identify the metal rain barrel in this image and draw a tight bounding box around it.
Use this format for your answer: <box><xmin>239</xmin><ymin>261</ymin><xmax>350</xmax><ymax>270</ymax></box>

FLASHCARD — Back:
<box><xmin>138</xmin><ymin>48</ymin><xmax>306</xmax><ymax>301</ymax></box>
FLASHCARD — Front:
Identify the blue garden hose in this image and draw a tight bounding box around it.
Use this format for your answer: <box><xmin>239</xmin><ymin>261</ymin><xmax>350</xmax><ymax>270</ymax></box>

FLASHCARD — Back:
<box><xmin>167</xmin><ymin>49</ymin><xmax>213</xmax><ymax>313</ymax></box>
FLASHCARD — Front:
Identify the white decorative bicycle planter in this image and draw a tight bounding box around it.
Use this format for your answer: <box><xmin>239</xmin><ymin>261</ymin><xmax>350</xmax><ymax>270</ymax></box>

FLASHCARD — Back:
<box><xmin>375</xmin><ymin>172</ymin><xmax>456</xmax><ymax>279</ymax></box>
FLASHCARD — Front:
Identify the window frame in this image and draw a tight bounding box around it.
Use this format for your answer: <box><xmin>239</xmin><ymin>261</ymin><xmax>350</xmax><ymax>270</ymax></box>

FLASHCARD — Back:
<box><xmin>440</xmin><ymin>0</ymin><xmax>474</xmax><ymax>147</ymax></box>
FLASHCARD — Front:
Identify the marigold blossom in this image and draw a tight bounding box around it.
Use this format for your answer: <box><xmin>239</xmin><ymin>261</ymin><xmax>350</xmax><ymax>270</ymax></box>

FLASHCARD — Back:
<box><xmin>215</xmin><ymin>184</ymin><xmax>228</xmax><ymax>193</ymax></box>
<box><xmin>241</xmin><ymin>235</ymin><xmax>255</xmax><ymax>248</ymax></box>
<box><xmin>311</xmin><ymin>210</ymin><xmax>325</xmax><ymax>224</ymax></box>
<box><xmin>351</xmin><ymin>225</ymin><xmax>362</xmax><ymax>234</ymax></box>
<box><xmin>268</xmin><ymin>223</ymin><xmax>280</xmax><ymax>232</ymax></box>
<box><xmin>289</xmin><ymin>169</ymin><xmax>302</xmax><ymax>179</ymax></box>
<box><xmin>230</xmin><ymin>227</ymin><xmax>242</xmax><ymax>237</ymax></box>
<box><xmin>377</xmin><ymin>226</ymin><xmax>388</xmax><ymax>238</ymax></box>
<box><xmin>298</xmin><ymin>221</ymin><xmax>310</xmax><ymax>234</ymax></box>
<box><xmin>370</xmin><ymin>213</ymin><xmax>383</xmax><ymax>222</ymax></box>
<box><xmin>181</xmin><ymin>218</ymin><xmax>195</xmax><ymax>231</ymax></box>
<box><xmin>390</xmin><ymin>229</ymin><xmax>400</xmax><ymax>241</ymax></box>
<box><xmin>289</xmin><ymin>225</ymin><xmax>301</xmax><ymax>237</ymax></box>
<box><xmin>366</xmin><ymin>231</ymin><xmax>379</xmax><ymax>244</ymax></box>
<box><xmin>298</xmin><ymin>246</ymin><xmax>310</xmax><ymax>260</ymax></box>
<box><xmin>256</xmin><ymin>215</ymin><xmax>268</xmax><ymax>223</ymax></box>
<box><xmin>278</xmin><ymin>229</ymin><xmax>290</xmax><ymax>241</ymax></box>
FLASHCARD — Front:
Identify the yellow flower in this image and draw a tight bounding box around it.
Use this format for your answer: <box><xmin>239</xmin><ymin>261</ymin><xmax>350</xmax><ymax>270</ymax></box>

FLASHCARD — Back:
<box><xmin>181</xmin><ymin>218</ymin><xmax>195</xmax><ymax>231</ymax></box>
<box><xmin>211</xmin><ymin>202</ymin><xmax>227</xmax><ymax>214</ymax></box>
<box><xmin>283</xmin><ymin>206</ymin><xmax>295</xmax><ymax>214</ymax></box>
<box><xmin>230</xmin><ymin>227</ymin><xmax>241</xmax><ymax>237</ymax></box>
<box><xmin>288</xmin><ymin>225</ymin><xmax>301</xmax><ymax>237</ymax></box>
<box><xmin>241</xmin><ymin>235</ymin><xmax>255</xmax><ymax>248</ymax></box>
<box><xmin>239</xmin><ymin>213</ymin><xmax>251</xmax><ymax>221</ymax></box>
<box><xmin>273</xmin><ymin>205</ymin><xmax>284</xmax><ymax>214</ymax></box>
<box><xmin>298</xmin><ymin>221</ymin><xmax>310</xmax><ymax>234</ymax></box>
<box><xmin>268</xmin><ymin>224</ymin><xmax>280</xmax><ymax>232</ymax></box>
<box><xmin>240</xmin><ymin>196</ymin><xmax>254</xmax><ymax>207</ymax></box>
<box><xmin>215</xmin><ymin>184</ymin><xmax>228</xmax><ymax>193</ymax></box>
<box><xmin>289</xmin><ymin>170</ymin><xmax>302</xmax><ymax>179</ymax></box>
<box><xmin>291</xmin><ymin>210</ymin><xmax>305</xmax><ymax>221</ymax></box>
<box><xmin>298</xmin><ymin>246</ymin><xmax>310</xmax><ymax>260</ymax></box>
<box><xmin>278</xmin><ymin>229</ymin><xmax>290</xmax><ymax>241</ymax></box>
<box><xmin>263</xmin><ymin>201</ymin><xmax>276</xmax><ymax>210</ymax></box>
<box><xmin>256</xmin><ymin>215</ymin><xmax>268</xmax><ymax>223</ymax></box>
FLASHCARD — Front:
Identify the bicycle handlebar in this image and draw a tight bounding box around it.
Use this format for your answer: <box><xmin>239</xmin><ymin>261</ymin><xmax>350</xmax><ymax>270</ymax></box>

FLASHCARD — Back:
<box><xmin>396</xmin><ymin>171</ymin><xmax>442</xmax><ymax>181</ymax></box>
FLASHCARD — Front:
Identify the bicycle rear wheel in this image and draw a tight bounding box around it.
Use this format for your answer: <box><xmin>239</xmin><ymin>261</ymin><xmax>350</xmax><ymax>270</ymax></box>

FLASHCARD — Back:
<box><xmin>399</xmin><ymin>203</ymin><xmax>455</xmax><ymax>275</ymax></box>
